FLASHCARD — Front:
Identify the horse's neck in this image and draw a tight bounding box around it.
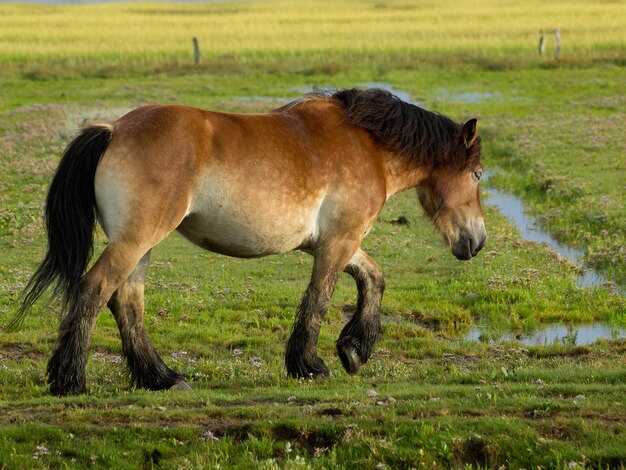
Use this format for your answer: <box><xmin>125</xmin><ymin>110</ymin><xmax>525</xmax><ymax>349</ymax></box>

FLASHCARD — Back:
<box><xmin>382</xmin><ymin>153</ymin><xmax>428</xmax><ymax>200</ymax></box>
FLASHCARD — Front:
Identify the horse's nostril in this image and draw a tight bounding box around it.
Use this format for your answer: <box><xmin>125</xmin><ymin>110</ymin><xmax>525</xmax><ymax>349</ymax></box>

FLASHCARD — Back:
<box><xmin>451</xmin><ymin>237</ymin><xmax>472</xmax><ymax>260</ymax></box>
<box><xmin>472</xmin><ymin>236</ymin><xmax>486</xmax><ymax>256</ymax></box>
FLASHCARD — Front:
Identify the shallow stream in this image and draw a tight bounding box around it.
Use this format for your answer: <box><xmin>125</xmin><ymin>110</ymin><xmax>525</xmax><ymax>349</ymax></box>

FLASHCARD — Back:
<box><xmin>483</xmin><ymin>185</ymin><xmax>608</xmax><ymax>289</ymax></box>
<box><xmin>466</xmin><ymin>323</ymin><xmax>626</xmax><ymax>346</ymax></box>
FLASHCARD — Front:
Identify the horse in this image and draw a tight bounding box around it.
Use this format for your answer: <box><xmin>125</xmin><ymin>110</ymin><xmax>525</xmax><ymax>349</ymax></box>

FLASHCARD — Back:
<box><xmin>15</xmin><ymin>88</ymin><xmax>486</xmax><ymax>396</ymax></box>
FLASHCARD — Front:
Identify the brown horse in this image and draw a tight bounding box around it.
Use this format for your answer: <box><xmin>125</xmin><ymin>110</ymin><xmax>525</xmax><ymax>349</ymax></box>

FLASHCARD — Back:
<box><xmin>16</xmin><ymin>88</ymin><xmax>486</xmax><ymax>396</ymax></box>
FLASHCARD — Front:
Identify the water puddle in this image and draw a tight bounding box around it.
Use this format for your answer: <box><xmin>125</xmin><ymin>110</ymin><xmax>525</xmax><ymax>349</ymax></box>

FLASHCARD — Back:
<box><xmin>466</xmin><ymin>323</ymin><xmax>626</xmax><ymax>346</ymax></box>
<box><xmin>435</xmin><ymin>89</ymin><xmax>503</xmax><ymax>103</ymax></box>
<box><xmin>483</xmin><ymin>184</ymin><xmax>616</xmax><ymax>290</ymax></box>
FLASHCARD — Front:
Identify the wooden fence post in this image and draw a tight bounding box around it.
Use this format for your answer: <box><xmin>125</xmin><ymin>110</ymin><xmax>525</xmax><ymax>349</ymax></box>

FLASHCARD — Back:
<box><xmin>192</xmin><ymin>37</ymin><xmax>200</xmax><ymax>65</ymax></box>
<box><xmin>554</xmin><ymin>28</ymin><xmax>560</xmax><ymax>58</ymax></box>
<box><xmin>538</xmin><ymin>29</ymin><xmax>561</xmax><ymax>58</ymax></box>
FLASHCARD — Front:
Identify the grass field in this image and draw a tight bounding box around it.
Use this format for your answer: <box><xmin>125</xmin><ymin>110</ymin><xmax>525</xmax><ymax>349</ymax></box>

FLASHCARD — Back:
<box><xmin>1</xmin><ymin>0</ymin><xmax>625</xmax><ymax>76</ymax></box>
<box><xmin>1</xmin><ymin>1</ymin><xmax>625</xmax><ymax>468</ymax></box>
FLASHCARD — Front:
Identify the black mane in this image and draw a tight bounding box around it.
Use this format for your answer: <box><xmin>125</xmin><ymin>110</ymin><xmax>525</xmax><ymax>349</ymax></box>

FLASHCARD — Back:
<box><xmin>331</xmin><ymin>88</ymin><xmax>480</xmax><ymax>168</ymax></box>
<box><xmin>278</xmin><ymin>88</ymin><xmax>481</xmax><ymax>169</ymax></box>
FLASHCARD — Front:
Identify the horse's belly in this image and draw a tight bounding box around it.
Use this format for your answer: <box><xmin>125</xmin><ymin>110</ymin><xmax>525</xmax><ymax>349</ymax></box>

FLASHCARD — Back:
<box><xmin>177</xmin><ymin>203</ymin><xmax>317</xmax><ymax>258</ymax></box>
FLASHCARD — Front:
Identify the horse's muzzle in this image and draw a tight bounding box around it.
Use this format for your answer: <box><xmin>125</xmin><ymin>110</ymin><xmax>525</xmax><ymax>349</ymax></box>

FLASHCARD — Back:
<box><xmin>452</xmin><ymin>233</ymin><xmax>486</xmax><ymax>261</ymax></box>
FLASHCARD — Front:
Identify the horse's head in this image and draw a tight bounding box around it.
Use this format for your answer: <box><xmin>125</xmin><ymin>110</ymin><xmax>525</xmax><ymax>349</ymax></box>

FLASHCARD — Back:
<box><xmin>416</xmin><ymin>118</ymin><xmax>487</xmax><ymax>260</ymax></box>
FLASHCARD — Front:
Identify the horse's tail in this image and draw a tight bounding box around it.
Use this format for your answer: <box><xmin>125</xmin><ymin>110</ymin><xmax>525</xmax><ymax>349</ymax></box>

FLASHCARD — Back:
<box><xmin>8</xmin><ymin>124</ymin><xmax>113</xmax><ymax>331</ymax></box>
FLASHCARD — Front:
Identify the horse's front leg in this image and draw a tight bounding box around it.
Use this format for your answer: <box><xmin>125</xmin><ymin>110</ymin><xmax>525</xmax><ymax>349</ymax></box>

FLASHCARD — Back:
<box><xmin>285</xmin><ymin>241</ymin><xmax>359</xmax><ymax>378</ymax></box>
<box><xmin>337</xmin><ymin>249</ymin><xmax>385</xmax><ymax>374</ymax></box>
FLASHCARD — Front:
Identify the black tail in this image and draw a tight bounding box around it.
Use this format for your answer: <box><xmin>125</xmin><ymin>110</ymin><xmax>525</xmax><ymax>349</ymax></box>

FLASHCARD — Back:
<box><xmin>8</xmin><ymin>125</ymin><xmax>113</xmax><ymax>330</ymax></box>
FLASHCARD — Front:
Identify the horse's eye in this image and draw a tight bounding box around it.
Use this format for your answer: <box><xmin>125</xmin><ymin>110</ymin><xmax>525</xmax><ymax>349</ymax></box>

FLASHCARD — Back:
<box><xmin>473</xmin><ymin>170</ymin><xmax>482</xmax><ymax>181</ymax></box>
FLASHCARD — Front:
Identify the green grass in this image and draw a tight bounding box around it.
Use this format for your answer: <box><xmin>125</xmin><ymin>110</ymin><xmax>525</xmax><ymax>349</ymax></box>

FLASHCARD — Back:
<box><xmin>1</xmin><ymin>0</ymin><xmax>625</xmax><ymax>468</ymax></box>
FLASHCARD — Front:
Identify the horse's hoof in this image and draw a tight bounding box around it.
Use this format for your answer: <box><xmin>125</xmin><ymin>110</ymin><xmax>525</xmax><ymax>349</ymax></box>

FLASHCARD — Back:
<box><xmin>49</xmin><ymin>376</ymin><xmax>87</xmax><ymax>396</ymax></box>
<box><xmin>337</xmin><ymin>344</ymin><xmax>362</xmax><ymax>375</ymax></box>
<box><xmin>309</xmin><ymin>366</ymin><xmax>330</xmax><ymax>379</ymax></box>
<box><xmin>286</xmin><ymin>356</ymin><xmax>329</xmax><ymax>379</ymax></box>
<box><xmin>50</xmin><ymin>384</ymin><xmax>87</xmax><ymax>396</ymax></box>
<box><xmin>169</xmin><ymin>380</ymin><xmax>192</xmax><ymax>391</ymax></box>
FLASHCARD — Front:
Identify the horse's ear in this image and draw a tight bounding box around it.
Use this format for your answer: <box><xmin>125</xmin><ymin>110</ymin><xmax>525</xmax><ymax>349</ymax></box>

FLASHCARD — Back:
<box><xmin>461</xmin><ymin>118</ymin><xmax>478</xmax><ymax>149</ymax></box>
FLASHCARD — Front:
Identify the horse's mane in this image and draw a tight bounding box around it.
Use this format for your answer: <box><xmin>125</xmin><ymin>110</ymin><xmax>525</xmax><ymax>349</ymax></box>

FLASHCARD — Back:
<box><xmin>278</xmin><ymin>88</ymin><xmax>481</xmax><ymax>169</ymax></box>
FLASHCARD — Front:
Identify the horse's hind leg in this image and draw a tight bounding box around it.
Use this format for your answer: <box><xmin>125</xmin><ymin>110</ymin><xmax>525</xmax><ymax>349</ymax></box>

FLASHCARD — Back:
<box><xmin>47</xmin><ymin>241</ymin><xmax>149</xmax><ymax>396</ymax></box>
<box><xmin>336</xmin><ymin>249</ymin><xmax>385</xmax><ymax>374</ymax></box>
<box><xmin>107</xmin><ymin>250</ymin><xmax>188</xmax><ymax>391</ymax></box>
